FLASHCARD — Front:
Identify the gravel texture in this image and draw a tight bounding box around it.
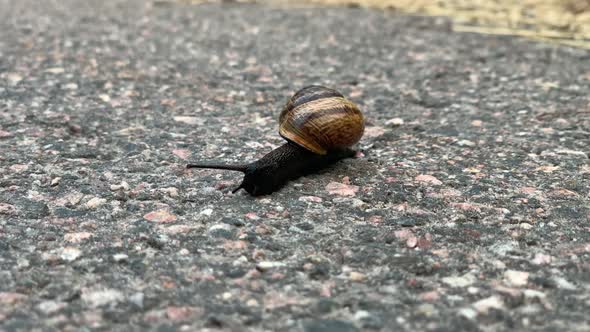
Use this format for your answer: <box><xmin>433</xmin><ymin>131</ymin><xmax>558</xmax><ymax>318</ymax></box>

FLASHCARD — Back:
<box><xmin>1</xmin><ymin>0</ymin><xmax>590</xmax><ymax>331</ymax></box>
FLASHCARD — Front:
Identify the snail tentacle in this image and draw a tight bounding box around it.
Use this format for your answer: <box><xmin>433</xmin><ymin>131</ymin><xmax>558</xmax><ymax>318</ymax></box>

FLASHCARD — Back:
<box><xmin>186</xmin><ymin>163</ymin><xmax>248</xmax><ymax>172</ymax></box>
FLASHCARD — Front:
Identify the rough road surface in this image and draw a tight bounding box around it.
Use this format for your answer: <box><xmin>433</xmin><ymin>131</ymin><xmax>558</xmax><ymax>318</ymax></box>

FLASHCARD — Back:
<box><xmin>1</xmin><ymin>0</ymin><xmax>589</xmax><ymax>331</ymax></box>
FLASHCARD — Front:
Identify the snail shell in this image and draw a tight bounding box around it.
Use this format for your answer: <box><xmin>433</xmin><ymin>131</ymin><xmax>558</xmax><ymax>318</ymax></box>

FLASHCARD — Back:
<box><xmin>279</xmin><ymin>85</ymin><xmax>365</xmax><ymax>155</ymax></box>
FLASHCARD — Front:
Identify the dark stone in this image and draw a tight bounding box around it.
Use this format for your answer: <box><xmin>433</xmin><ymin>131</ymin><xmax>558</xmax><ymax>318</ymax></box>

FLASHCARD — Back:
<box><xmin>103</xmin><ymin>309</ymin><xmax>132</xmax><ymax>324</ymax></box>
<box><xmin>522</xmin><ymin>233</ymin><xmax>540</xmax><ymax>246</ymax></box>
<box><xmin>0</xmin><ymin>241</ymin><xmax>10</xmax><ymax>251</ymax></box>
<box><xmin>302</xmin><ymin>319</ymin><xmax>360</xmax><ymax>332</ymax></box>
<box><xmin>126</xmin><ymin>203</ymin><xmax>141</xmax><ymax>212</ymax></box>
<box><xmin>144</xmin><ymin>238</ymin><xmax>164</xmax><ymax>250</ymax></box>
<box><xmin>315</xmin><ymin>299</ymin><xmax>337</xmax><ymax>314</ymax></box>
<box><xmin>208</xmin><ymin>227</ymin><xmax>234</xmax><ymax>239</ymax></box>
<box><xmin>307</xmin><ymin>261</ymin><xmax>331</xmax><ymax>280</ymax></box>
<box><xmin>62</xmin><ymin>148</ymin><xmax>99</xmax><ymax>159</ymax></box>
<box><xmin>530</xmin><ymin>276</ymin><xmax>557</xmax><ymax>289</ymax></box>
<box><xmin>23</xmin><ymin>200</ymin><xmax>50</xmax><ymax>219</ymax></box>
<box><xmin>53</xmin><ymin>207</ymin><xmax>86</xmax><ymax>218</ymax></box>
<box><xmin>552</xmin><ymin>206</ymin><xmax>589</xmax><ymax>221</ymax></box>
<box><xmin>222</xmin><ymin>217</ymin><xmax>246</xmax><ymax>227</ymax></box>
<box><xmin>295</xmin><ymin>222</ymin><xmax>314</xmax><ymax>231</ymax></box>
<box><xmin>222</xmin><ymin>265</ymin><xmax>247</xmax><ymax>279</ymax></box>
<box><xmin>156</xmin><ymin>324</ymin><xmax>177</xmax><ymax>332</ymax></box>
<box><xmin>205</xmin><ymin>315</ymin><xmax>225</xmax><ymax>328</ymax></box>
<box><xmin>398</xmin><ymin>217</ymin><xmax>416</xmax><ymax>227</ymax></box>
<box><xmin>409</xmin><ymin>92</ymin><xmax>452</xmax><ymax>109</ymax></box>
<box><xmin>356</xmin><ymin>312</ymin><xmax>383</xmax><ymax>330</ymax></box>
<box><xmin>244</xmin><ymin>312</ymin><xmax>263</xmax><ymax>326</ymax></box>
<box><xmin>3</xmin><ymin>319</ymin><xmax>33</xmax><ymax>331</ymax></box>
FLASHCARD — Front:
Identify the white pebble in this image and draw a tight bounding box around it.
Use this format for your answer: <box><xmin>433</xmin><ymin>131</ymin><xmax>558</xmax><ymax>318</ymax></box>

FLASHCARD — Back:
<box><xmin>60</xmin><ymin>247</ymin><xmax>82</xmax><ymax>262</ymax></box>
<box><xmin>81</xmin><ymin>289</ymin><xmax>124</xmax><ymax>308</ymax></box>
<box><xmin>442</xmin><ymin>273</ymin><xmax>476</xmax><ymax>288</ymax></box>
<box><xmin>457</xmin><ymin>139</ymin><xmax>476</xmax><ymax>147</ymax></box>
<box><xmin>385</xmin><ymin>117</ymin><xmax>404</xmax><ymax>126</ymax></box>
<box><xmin>113</xmin><ymin>254</ymin><xmax>128</xmax><ymax>262</ymax></box>
<box><xmin>84</xmin><ymin>197</ymin><xmax>107</xmax><ymax>209</ymax></box>
<box><xmin>256</xmin><ymin>261</ymin><xmax>286</xmax><ymax>271</ymax></box>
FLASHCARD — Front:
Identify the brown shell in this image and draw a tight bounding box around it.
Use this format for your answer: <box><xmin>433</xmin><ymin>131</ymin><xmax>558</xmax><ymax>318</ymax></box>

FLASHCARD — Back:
<box><xmin>279</xmin><ymin>86</ymin><xmax>365</xmax><ymax>155</ymax></box>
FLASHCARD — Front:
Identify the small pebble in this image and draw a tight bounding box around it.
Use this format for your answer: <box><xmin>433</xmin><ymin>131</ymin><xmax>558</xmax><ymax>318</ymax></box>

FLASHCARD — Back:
<box><xmin>256</xmin><ymin>261</ymin><xmax>286</xmax><ymax>271</ymax></box>
<box><xmin>64</xmin><ymin>232</ymin><xmax>93</xmax><ymax>243</ymax></box>
<box><xmin>523</xmin><ymin>289</ymin><xmax>546</xmax><ymax>301</ymax></box>
<box><xmin>416</xmin><ymin>303</ymin><xmax>436</xmax><ymax>316</ymax></box>
<box><xmin>406</xmin><ymin>235</ymin><xmax>418</xmax><ymax>248</ymax></box>
<box><xmin>325</xmin><ymin>182</ymin><xmax>359</xmax><ymax>197</ymax></box>
<box><xmin>60</xmin><ymin>247</ymin><xmax>82</xmax><ymax>262</ymax></box>
<box><xmin>504</xmin><ymin>270</ymin><xmax>529</xmax><ymax>287</ymax></box>
<box><xmin>84</xmin><ymin>197</ymin><xmax>107</xmax><ymax>209</ymax></box>
<box><xmin>299</xmin><ymin>195</ymin><xmax>323</xmax><ymax>203</ymax></box>
<box><xmin>45</xmin><ymin>67</ymin><xmax>65</xmax><ymax>74</ymax></box>
<box><xmin>472</xmin><ymin>296</ymin><xmax>504</xmax><ymax>314</ymax></box>
<box><xmin>385</xmin><ymin>117</ymin><xmax>404</xmax><ymax>126</ymax></box>
<box><xmin>81</xmin><ymin>289</ymin><xmax>124</xmax><ymax>308</ymax></box>
<box><xmin>143</xmin><ymin>210</ymin><xmax>177</xmax><ymax>223</ymax></box>
<box><xmin>354</xmin><ymin>310</ymin><xmax>383</xmax><ymax>329</ymax></box>
<box><xmin>457</xmin><ymin>139</ymin><xmax>476</xmax><ymax>147</ymax></box>
<box><xmin>173</xmin><ymin>149</ymin><xmax>191</xmax><ymax>160</ymax></box>
<box><xmin>37</xmin><ymin>300</ymin><xmax>66</xmax><ymax>315</ymax></box>
<box><xmin>50</xmin><ymin>177</ymin><xmax>61</xmax><ymax>186</ymax></box>
<box><xmin>246</xmin><ymin>298</ymin><xmax>259</xmax><ymax>307</ymax></box>
<box><xmin>200</xmin><ymin>208</ymin><xmax>214</xmax><ymax>216</ymax></box>
<box><xmin>442</xmin><ymin>273</ymin><xmax>476</xmax><ymax>288</ymax></box>
<box><xmin>531</xmin><ymin>253</ymin><xmax>552</xmax><ymax>265</ymax></box>
<box><xmin>6</xmin><ymin>73</ymin><xmax>23</xmax><ymax>85</ymax></box>
<box><xmin>0</xmin><ymin>203</ymin><xmax>17</xmax><ymax>215</ymax></box>
<box><xmin>458</xmin><ymin>308</ymin><xmax>478</xmax><ymax>320</ymax></box>
<box><xmin>364</xmin><ymin>126</ymin><xmax>385</xmax><ymax>138</ymax></box>
<box><xmin>553</xmin><ymin>276</ymin><xmax>576</xmax><ymax>290</ymax></box>
<box><xmin>110</xmin><ymin>182</ymin><xmax>130</xmax><ymax>191</ymax></box>
<box><xmin>208</xmin><ymin>223</ymin><xmax>234</xmax><ymax>239</ymax></box>
<box><xmin>489</xmin><ymin>241</ymin><xmax>519</xmax><ymax>256</ymax></box>
<box><xmin>99</xmin><ymin>94</ymin><xmax>111</xmax><ymax>102</ymax></box>
<box><xmin>415</xmin><ymin>174</ymin><xmax>442</xmax><ymax>185</ymax></box>
<box><xmin>129</xmin><ymin>292</ymin><xmax>144</xmax><ymax>308</ymax></box>
<box><xmin>161</xmin><ymin>187</ymin><xmax>179</xmax><ymax>197</ymax></box>
<box><xmin>349</xmin><ymin>271</ymin><xmax>366</xmax><ymax>282</ymax></box>
<box><xmin>173</xmin><ymin>116</ymin><xmax>205</xmax><ymax>125</ymax></box>
<box><xmin>166</xmin><ymin>306</ymin><xmax>201</xmax><ymax>321</ymax></box>
<box><xmin>113</xmin><ymin>254</ymin><xmax>129</xmax><ymax>262</ymax></box>
<box><xmin>302</xmin><ymin>319</ymin><xmax>360</xmax><ymax>332</ymax></box>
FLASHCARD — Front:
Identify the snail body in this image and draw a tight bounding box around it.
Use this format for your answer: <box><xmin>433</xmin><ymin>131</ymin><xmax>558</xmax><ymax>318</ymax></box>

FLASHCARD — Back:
<box><xmin>187</xmin><ymin>86</ymin><xmax>364</xmax><ymax>196</ymax></box>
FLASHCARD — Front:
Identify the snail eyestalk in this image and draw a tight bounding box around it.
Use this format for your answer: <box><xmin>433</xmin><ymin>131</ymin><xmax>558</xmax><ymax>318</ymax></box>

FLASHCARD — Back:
<box><xmin>186</xmin><ymin>163</ymin><xmax>248</xmax><ymax>172</ymax></box>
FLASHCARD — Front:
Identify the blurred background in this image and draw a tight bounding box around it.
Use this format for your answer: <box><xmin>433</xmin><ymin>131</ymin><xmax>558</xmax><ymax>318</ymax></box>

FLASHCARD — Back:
<box><xmin>180</xmin><ymin>0</ymin><xmax>590</xmax><ymax>49</ymax></box>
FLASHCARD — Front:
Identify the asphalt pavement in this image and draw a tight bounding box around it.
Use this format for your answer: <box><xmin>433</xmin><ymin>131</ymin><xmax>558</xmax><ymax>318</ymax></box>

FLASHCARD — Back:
<box><xmin>1</xmin><ymin>0</ymin><xmax>589</xmax><ymax>331</ymax></box>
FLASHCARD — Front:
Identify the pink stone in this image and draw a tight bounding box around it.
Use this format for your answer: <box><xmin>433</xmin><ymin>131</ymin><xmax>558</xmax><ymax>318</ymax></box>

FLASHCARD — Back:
<box><xmin>415</xmin><ymin>174</ymin><xmax>442</xmax><ymax>185</ymax></box>
<box><xmin>143</xmin><ymin>210</ymin><xmax>177</xmax><ymax>223</ymax></box>
<box><xmin>325</xmin><ymin>182</ymin><xmax>359</xmax><ymax>197</ymax></box>
<box><xmin>172</xmin><ymin>149</ymin><xmax>191</xmax><ymax>160</ymax></box>
<box><xmin>64</xmin><ymin>232</ymin><xmax>93</xmax><ymax>243</ymax></box>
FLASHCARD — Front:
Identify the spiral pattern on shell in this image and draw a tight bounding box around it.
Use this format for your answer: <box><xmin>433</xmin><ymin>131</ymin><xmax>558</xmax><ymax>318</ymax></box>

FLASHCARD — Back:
<box><xmin>278</xmin><ymin>86</ymin><xmax>365</xmax><ymax>155</ymax></box>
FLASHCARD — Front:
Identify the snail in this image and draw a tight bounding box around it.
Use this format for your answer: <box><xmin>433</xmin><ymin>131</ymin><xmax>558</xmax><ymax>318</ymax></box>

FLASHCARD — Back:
<box><xmin>187</xmin><ymin>85</ymin><xmax>365</xmax><ymax>196</ymax></box>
